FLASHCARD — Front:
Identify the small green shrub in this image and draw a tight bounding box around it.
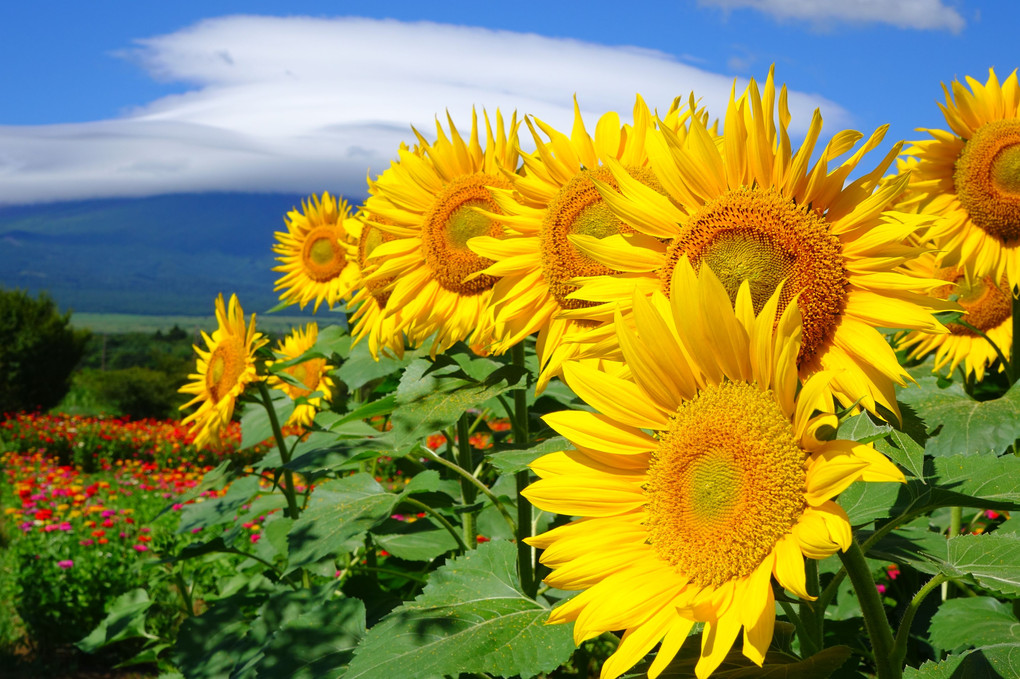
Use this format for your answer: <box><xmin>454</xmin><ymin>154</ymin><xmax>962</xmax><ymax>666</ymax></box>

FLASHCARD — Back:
<box><xmin>0</xmin><ymin>288</ymin><xmax>90</xmax><ymax>415</ymax></box>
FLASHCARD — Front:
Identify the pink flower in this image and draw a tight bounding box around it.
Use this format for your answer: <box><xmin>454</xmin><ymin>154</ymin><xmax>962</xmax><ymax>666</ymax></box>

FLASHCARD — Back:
<box><xmin>79</xmin><ymin>539</ymin><xmax>94</xmax><ymax>546</ymax></box>
<box><xmin>58</xmin><ymin>522</ymin><xmax>72</xmax><ymax>531</ymax></box>
<box><xmin>876</xmin><ymin>584</ymin><xmax>886</xmax><ymax>594</ymax></box>
<box><xmin>250</xmin><ymin>533</ymin><xmax>261</xmax><ymax>544</ymax></box>
<box><xmin>172</xmin><ymin>503</ymin><xmax>183</xmax><ymax>511</ymax></box>
<box><xmin>133</xmin><ymin>544</ymin><xmax>148</xmax><ymax>552</ymax></box>
<box><xmin>57</xmin><ymin>560</ymin><xmax>74</xmax><ymax>570</ymax></box>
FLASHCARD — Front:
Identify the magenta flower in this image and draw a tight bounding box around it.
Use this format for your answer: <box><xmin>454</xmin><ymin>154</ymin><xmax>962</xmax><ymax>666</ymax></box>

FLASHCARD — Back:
<box><xmin>57</xmin><ymin>560</ymin><xmax>74</xmax><ymax>570</ymax></box>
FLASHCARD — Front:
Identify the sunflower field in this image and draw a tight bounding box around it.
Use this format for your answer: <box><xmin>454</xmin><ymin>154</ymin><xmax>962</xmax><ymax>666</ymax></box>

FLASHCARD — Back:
<box><xmin>44</xmin><ymin>66</ymin><xmax>1020</xmax><ymax>678</ymax></box>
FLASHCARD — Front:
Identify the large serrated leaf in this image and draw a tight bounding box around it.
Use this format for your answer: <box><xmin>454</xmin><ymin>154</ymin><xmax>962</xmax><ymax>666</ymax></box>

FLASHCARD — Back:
<box><xmin>389</xmin><ymin>368</ymin><xmax>527</xmax><ymax>452</ymax></box>
<box><xmin>178</xmin><ymin>475</ymin><xmax>262</xmax><ymax>535</ymax></box>
<box><xmin>76</xmin><ymin>588</ymin><xmax>156</xmax><ymax>653</ymax></box>
<box><xmin>486</xmin><ymin>436</ymin><xmax>570</xmax><ymax>474</ymax></box>
<box><xmin>899</xmin><ymin>377</ymin><xmax>1020</xmax><ymax>457</ymax></box>
<box><xmin>287</xmin><ymin>474</ymin><xmax>400</xmax><ymax>570</ymax></box>
<box><xmin>887</xmin><ymin>533</ymin><xmax>1020</xmax><ymax>597</ymax></box>
<box><xmin>840</xmin><ymin>453</ymin><xmax>1020</xmax><ymax>527</ymax></box>
<box><xmin>240</xmin><ymin>391</ymin><xmax>294</xmax><ymax>450</ymax></box>
<box><xmin>254</xmin><ymin>590</ymin><xmax>365</xmax><ymax>679</ymax></box>
<box><xmin>344</xmin><ymin>540</ymin><xmax>575</xmax><ymax>679</ymax></box>
<box><xmin>904</xmin><ymin>643</ymin><xmax>1020</xmax><ymax>678</ymax></box>
<box><xmin>928</xmin><ymin>598</ymin><xmax>1020</xmax><ymax>653</ymax></box>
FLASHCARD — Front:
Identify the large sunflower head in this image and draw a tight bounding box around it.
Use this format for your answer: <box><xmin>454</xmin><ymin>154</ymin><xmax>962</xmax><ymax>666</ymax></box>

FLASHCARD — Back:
<box><xmin>273</xmin><ymin>192</ymin><xmax>360</xmax><ymax>312</ymax></box>
<box><xmin>266</xmin><ymin>322</ymin><xmax>335</xmax><ymax>427</ymax></box>
<box><xmin>180</xmin><ymin>294</ymin><xmax>267</xmax><ymax>449</ymax></box>
<box><xmin>360</xmin><ymin>110</ymin><xmax>521</xmax><ymax>355</ymax></box>
<box><xmin>467</xmin><ymin>96</ymin><xmax>694</xmax><ymax>390</ymax></box>
<box><xmin>898</xmin><ymin>253</ymin><xmax>1012</xmax><ymax>381</ymax></box>
<box><xmin>567</xmin><ymin>68</ymin><xmax>951</xmax><ymax>418</ymax></box>
<box><xmin>523</xmin><ymin>260</ymin><xmax>904</xmax><ymax>679</ymax></box>
<box><xmin>902</xmin><ymin>69</ymin><xmax>1020</xmax><ymax>285</ymax></box>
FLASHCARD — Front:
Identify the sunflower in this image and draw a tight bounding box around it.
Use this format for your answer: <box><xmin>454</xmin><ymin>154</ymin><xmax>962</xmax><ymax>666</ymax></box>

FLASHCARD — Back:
<box><xmin>523</xmin><ymin>260</ymin><xmax>905</xmax><ymax>679</ymax></box>
<box><xmin>266</xmin><ymin>323</ymin><xmax>335</xmax><ymax>427</ymax></box>
<box><xmin>467</xmin><ymin>97</ymin><xmax>697</xmax><ymax>390</ymax></box>
<box><xmin>273</xmin><ymin>192</ymin><xmax>361</xmax><ymax>312</ymax></box>
<box><xmin>347</xmin><ymin>211</ymin><xmax>410</xmax><ymax>360</ymax></box>
<box><xmin>898</xmin><ymin>254</ymin><xmax>1012</xmax><ymax>381</ymax></box>
<box><xmin>180</xmin><ymin>294</ymin><xmax>267</xmax><ymax>448</ymax></box>
<box><xmin>902</xmin><ymin>69</ymin><xmax>1020</xmax><ymax>286</ymax></box>
<box><xmin>360</xmin><ymin>110</ymin><xmax>520</xmax><ymax>355</ymax></box>
<box><xmin>567</xmin><ymin>69</ymin><xmax>950</xmax><ymax>417</ymax></box>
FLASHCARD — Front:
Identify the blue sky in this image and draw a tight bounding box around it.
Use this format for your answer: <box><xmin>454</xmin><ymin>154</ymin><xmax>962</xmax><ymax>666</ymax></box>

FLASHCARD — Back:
<box><xmin>0</xmin><ymin>0</ymin><xmax>1014</xmax><ymax>205</ymax></box>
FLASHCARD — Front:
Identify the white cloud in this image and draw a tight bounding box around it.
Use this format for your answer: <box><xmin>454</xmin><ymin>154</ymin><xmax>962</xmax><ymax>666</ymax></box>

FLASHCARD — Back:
<box><xmin>0</xmin><ymin>15</ymin><xmax>850</xmax><ymax>206</ymax></box>
<box><xmin>700</xmin><ymin>0</ymin><xmax>965</xmax><ymax>32</ymax></box>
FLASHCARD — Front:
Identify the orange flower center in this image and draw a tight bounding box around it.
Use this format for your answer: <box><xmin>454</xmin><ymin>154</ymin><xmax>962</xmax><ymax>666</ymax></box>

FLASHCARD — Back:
<box><xmin>954</xmin><ymin>119</ymin><xmax>1020</xmax><ymax>244</ymax></box>
<box><xmin>646</xmin><ymin>381</ymin><xmax>806</xmax><ymax>587</ymax></box>
<box><xmin>662</xmin><ymin>187</ymin><xmax>848</xmax><ymax>366</ymax></box>
<box><xmin>934</xmin><ymin>266</ymin><xmax>1013</xmax><ymax>335</ymax></box>
<box><xmin>300</xmin><ymin>227</ymin><xmax>347</xmax><ymax>283</ymax></box>
<box><xmin>205</xmin><ymin>337</ymin><xmax>245</xmax><ymax>404</ymax></box>
<box><xmin>421</xmin><ymin>173</ymin><xmax>510</xmax><ymax>296</ymax></box>
<box><xmin>359</xmin><ymin>218</ymin><xmax>399</xmax><ymax>307</ymax></box>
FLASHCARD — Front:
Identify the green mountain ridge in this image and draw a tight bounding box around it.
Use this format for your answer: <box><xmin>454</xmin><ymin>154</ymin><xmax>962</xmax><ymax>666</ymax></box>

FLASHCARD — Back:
<box><xmin>0</xmin><ymin>192</ymin><xmax>365</xmax><ymax>316</ymax></box>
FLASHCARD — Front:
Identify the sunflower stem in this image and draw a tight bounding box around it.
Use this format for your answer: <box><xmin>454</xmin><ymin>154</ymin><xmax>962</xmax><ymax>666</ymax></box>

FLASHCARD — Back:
<box><xmin>779</xmin><ymin>600</ymin><xmax>815</xmax><ymax>655</ymax></box>
<box><xmin>510</xmin><ymin>343</ymin><xmax>536</xmax><ymax>599</ymax></box>
<box><xmin>257</xmin><ymin>382</ymin><xmax>302</xmax><ymax>522</ymax></box>
<box><xmin>799</xmin><ymin>558</ymin><xmax>823</xmax><ymax>654</ymax></box>
<box><xmin>403</xmin><ymin>496</ymin><xmax>470</xmax><ymax>553</ymax></box>
<box><xmin>839</xmin><ymin>539</ymin><xmax>899</xmax><ymax>679</ymax></box>
<box><xmin>456</xmin><ymin>412</ymin><xmax>479</xmax><ymax>548</ymax></box>
<box><xmin>417</xmin><ymin>445</ymin><xmax>517</xmax><ymax>534</ymax></box>
<box><xmin>892</xmin><ymin>573</ymin><xmax>949</xmax><ymax>667</ymax></box>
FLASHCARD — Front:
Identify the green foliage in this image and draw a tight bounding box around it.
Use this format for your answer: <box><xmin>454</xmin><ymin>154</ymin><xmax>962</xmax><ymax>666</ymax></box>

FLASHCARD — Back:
<box><xmin>903</xmin><ymin>644</ymin><xmax>1020</xmax><ymax>678</ymax></box>
<box><xmin>0</xmin><ymin>287</ymin><xmax>89</xmax><ymax>414</ymax></box>
<box><xmin>928</xmin><ymin>598</ymin><xmax>1020</xmax><ymax>653</ymax></box>
<box><xmin>345</xmin><ymin>540</ymin><xmax>576</xmax><ymax>679</ymax></box>
<box><xmin>77</xmin><ymin>366</ymin><xmax>187</xmax><ymax>419</ymax></box>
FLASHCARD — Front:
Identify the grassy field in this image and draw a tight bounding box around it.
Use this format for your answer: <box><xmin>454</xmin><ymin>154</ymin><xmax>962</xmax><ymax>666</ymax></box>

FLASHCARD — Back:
<box><xmin>70</xmin><ymin>312</ymin><xmax>346</xmax><ymax>335</ymax></box>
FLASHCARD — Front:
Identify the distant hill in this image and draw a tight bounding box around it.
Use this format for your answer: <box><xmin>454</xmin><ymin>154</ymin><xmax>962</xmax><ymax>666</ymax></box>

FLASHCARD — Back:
<box><xmin>0</xmin><ymin>193</ymin><xmax>365</xmax><ymax>316</ymax></box>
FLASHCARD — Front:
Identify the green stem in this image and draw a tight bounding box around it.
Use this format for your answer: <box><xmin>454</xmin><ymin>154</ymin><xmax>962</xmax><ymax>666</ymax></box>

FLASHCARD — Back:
<box><xmin>839</xmin><ymin>540</ymin><xmax>899</xmax><ymax>679</ymax></box>
<box><xmin>944</xmin><ymin>507</ymin><xmax>962</xmax><ymax>601</ymax></box>
<box><xmin>1011</xmin><ymin>287</ymin><xmax>1020</xmax><ymax>385</ymax></box>
<box><xmin>173</xmin><ymin>569</ymin><xmax>195</xmax><ymax>617</ymax></box>
<box><xmin>417</xmin><ymin>445</ymin><xmax>517</xmax><ymax>534</ymax></box>
<box><xmin>257</xmin><ymin>382</ymin><xmax>301</xmax><ymax>521</ymax></box>
<box><xmin>798</xmin><ymin>558</ymin><xmax>822</xmax><ymax>655</ymax></box>
<box><xmin>457</xmin><ymin>413</ymin><xmax>479</xmax><ymax>548</ymax></box>
<box><xmin>779</xmin><ymin>599</ymin><xmax>814</xmax><ymax>653</ymax></box>
<box><xmin>403</xmin><ymin>496</ymin><xmax>470</xmax><ymax>553</ymax></box>
<box><xmin>893</xmin><ymin>573</ymin><xmax>949</xmax><ymax>666</ymax></box>
<box><xmin>511</xmin><ymin>343</ymin><xmax>536</xmax><ymax>598</ymax></box>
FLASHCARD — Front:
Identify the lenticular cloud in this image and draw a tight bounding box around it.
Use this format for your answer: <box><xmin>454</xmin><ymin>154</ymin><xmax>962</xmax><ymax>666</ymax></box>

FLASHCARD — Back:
<box><xmin>0</xmin><ymin>15</ymin><xmax>848</xmax><ymax>205</ymax></box>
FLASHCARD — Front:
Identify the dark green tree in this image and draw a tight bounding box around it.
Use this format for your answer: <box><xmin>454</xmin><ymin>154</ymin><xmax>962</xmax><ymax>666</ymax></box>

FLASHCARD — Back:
<box><xmin>0</xmin><ymin>288</ymin><xmax>90</xmax><ymax>414</ymax></box>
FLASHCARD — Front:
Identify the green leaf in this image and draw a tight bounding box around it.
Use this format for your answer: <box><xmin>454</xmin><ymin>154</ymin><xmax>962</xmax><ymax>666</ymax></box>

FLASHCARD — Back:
<box><xmin>486</xmin><ymin>436</ymin><xmax>570</xmax><ymax>474</ymax></box>
<box><xmin>76</xmin><ymin>588</ymin><xmax>156</xmax><ymax>653</ymax></box>
<box><xmin>622</xmin><ymin>644</ymin><xmax>851</xmax><ymax>678</ymax></box>
<box><xmin>174</xmin><ymin>589</ymin><xmax>269</xmax><ymax>679</ymax></box>
<box><xmin>388</xmin><ymin>367</ymin><xmax>527</xmax><ymax>452</ymax></box>
<box><xmin>838</xmin><ymin>480</ymin><xmax>902</xmax><ymax>525</ymax></box>
<box><xmin>899</xmin><ymin>377</ymin><xmax>1020</xmax><ymax>457</ymax></box>
<box><xmin>841</xmin><ymin>454</ymin><xmax>1020</xmax><ymax>527</ymax></box>
<box><xmin>914</xmin><ymin>533</ymin><xmax>1020</xmax><ymax>597</ymax></box>
<box><xmin>929</xmin><ymin>598</ymin><xmax>1020</xmax><ymax>652</ymax></box>
<box><xmin>314</xmin><ymin>324</ymin><xmax>351</xmax><ymax>359</ymax></box>
<box><xmin>877</xmin><ymin>428</ymin><xmax>926</xmax><ymax>480</ymax></box>
<box><xmin>372</xmin><ymin>518</ymin><xmax>460</xmax><ymax>561</ymax></box>
<box><xmin>344</xmin><ymin>540</ymin><xmax>575</xmax><ymax>679</ymax></box>
<box><xmin>840</xmin><ymin>413</ymin><xmax>892</xmax><ymax>443</ymax></box>
<box><xmin>338</xmin><ymin>341</ymin><xmax>425</xmax><ymax>390</ymax></box>
<box><xmin>253</xmin><ymin>588</ymin><xmax>366</xmax><ymax>679</ymax></box>
<box><xmin>178</xmin><ymin>475</ymin><xmax>262</xmax><ymax>536</ymax></box>
<box><xmin>287</xmin><ymin>473</ymin><xmax>400</xmax><ymax>570</ymax></box>
<box><xmin>240</xmin><ymin>391</ymin><xmax>294</xmax><ymax>450</ymax></box>
<box><xmin>904</xmin><ymin>644</ymin><xmax>1020</xmax><ymax>678</ymax></box>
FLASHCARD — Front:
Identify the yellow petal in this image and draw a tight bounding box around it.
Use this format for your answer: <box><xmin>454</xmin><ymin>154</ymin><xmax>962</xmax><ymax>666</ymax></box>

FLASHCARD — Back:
<box><xmin>542</xmin><ymin>411</ymin><xmax>658</xmax><ymax>455</ymax></box>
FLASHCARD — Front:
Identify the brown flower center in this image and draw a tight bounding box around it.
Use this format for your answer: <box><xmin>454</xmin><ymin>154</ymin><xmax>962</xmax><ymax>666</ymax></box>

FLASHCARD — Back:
<box><xmin>661</xmin><ymin>187</ymin><xmax>848</xmax><ymax>366</ymax></box>
<box><xmin>954</xmin><ymin>119</ymin><xmax>1020</xmax><ymax>245</ymax></box>
<box><xmin>421</xmin><ymin>173</ymin><xmax>510</xmax><ymax>296</ymax></box>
